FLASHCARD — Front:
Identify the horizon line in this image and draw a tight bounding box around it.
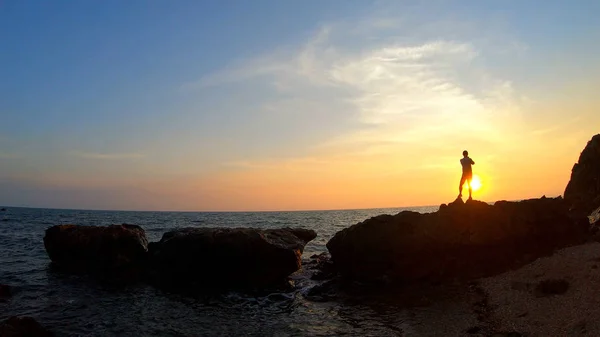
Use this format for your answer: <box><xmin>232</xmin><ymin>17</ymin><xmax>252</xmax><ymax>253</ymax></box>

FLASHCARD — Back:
<box><xmin>0</xmin><ymin>195</ymin><xmax>561</xmax><ymax>214</ymax></box>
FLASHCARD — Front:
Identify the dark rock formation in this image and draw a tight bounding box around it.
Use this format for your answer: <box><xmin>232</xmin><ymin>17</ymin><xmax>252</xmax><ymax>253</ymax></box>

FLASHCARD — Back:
<box><xmin>149</xmin><ymin>227</ymin><xmax>316</xmax><ymax>288</ymax></box>
<box><xmin>305</xmin><ymin>280</ymin><xmax>339</xmax><ymax>302</ymax></box>
<box><xmin>534</xmin><ymin>279</ymin><xmax>569</xmax><ymax>297</ymax></box>
<box><xmin>565</xmin><ymin>134</ymin><xmax>600</xmax><ymax>216</ymax></box>
<box><xmin>0</xmin><ymin>284</ymin><xmax>11</xmax><ymax>299</ymax></box>
<box><xmin>0</xmin><ymin>316</ymin><xmax>54</xmax><ymax>337</ymax></box>
<box><xmin>43</xmin><ymin>224</ymin><xmax>148</xmax><ymax>276</ymax></box>
<box><xmin>489</xmin><ymin>332</ymin><xmax>523</xmax><ymax>337</ymax></box>
<box><xmin>327</xmin><ymin>197</ymin><xmax>588</xmax><ymax>284</ymax></box>
<box><xmin>306</xmin><ymin>253</ymin><xmax>336</xmax><ymax>281</ymax></box>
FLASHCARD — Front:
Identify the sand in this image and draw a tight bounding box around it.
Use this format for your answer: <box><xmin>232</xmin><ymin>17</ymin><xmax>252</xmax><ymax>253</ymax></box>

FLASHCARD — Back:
<box><xmin>475</xmin><ymin>241</ymin><xmax>600</xmax><ymax>336</ymax></box>
<box><xmin>402</xmin><ymin>241</ymin><xmax>600</xmax><ymax>336</ymax></box>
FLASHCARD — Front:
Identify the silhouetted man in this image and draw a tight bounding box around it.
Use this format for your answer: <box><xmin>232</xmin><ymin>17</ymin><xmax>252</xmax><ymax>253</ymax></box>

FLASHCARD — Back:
<box><xmin>459</xmin><ymin>150</ymin><xmax>475</xmax><ymax>199</ymax></box>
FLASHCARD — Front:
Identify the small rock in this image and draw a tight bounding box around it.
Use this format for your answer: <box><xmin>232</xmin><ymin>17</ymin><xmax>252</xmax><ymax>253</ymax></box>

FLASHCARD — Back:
<box><xmin>305</xmin><ymin>280</ymin><xmax>338</xmax><ymax>302</ymax></box>
<box><xmin>0</xmin><ymin>316</ymin><xmax>54</xmax><ymax>337</ymax></box>
<box><xmin>309</xmin><ymin>254</ymin><xmax>336</xmax><ymax>281</ymax></box>
<box><xmin>510</xmin><ymin>281</ymin><xmax>532</xmax><ymax>292</ymax></box>
<box><xmin>0</xmin><ymin>284</ymin><xmax>11</xmax><ymax>298</ymax></box>
<box><xmin>310</xmin><ymin>271</ymin><xmax>330</xmax><ymax>281</ymax></box>
<box><xmin>490</xmin><ymin>332</ymin><xmax>522</xmax><ymax>337</ymax></box>
<box><xmin>570</xmin><ymin>320</ymin><xmax>587</xmax><ymax>335</ymax></box>
<box><xmin>534</xmin><ymin>278</ymin><xmax>569</xmax><ymax>297</ymax></box>
<box><xmin>466</xmin><ymin>326</ymin><xmax>481</xmax><ymax>334</ymax></box>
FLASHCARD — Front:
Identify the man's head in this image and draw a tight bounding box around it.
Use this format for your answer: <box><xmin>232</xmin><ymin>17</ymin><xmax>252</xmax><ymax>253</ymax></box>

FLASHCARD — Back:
<box><xmin>463</xmin><ymin>150</ymin><xmax>468</xmax><ymax>157</ymax></box>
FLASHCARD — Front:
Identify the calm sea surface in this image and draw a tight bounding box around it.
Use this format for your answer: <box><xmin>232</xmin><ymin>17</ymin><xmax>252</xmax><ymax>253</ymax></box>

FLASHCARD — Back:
<box><xmin>0</xmin><ymin>205</ymin><xmax>446</xmax><ymax>336</ymax></box>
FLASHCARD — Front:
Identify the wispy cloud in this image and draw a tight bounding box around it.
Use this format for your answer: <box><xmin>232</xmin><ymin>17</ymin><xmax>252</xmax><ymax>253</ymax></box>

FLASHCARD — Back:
<box><xmin>530</xmin><ymin>116</ymin><xmax>582</xmax><ymax>136</ymax></box>
<box><xmin>185</xmin><ymin>7</ymin><xmax>529</xmax><ymax>172</ymax></box>
<box><xmin>70</xmin><ymin>152</ymin><xmax>146</xmax><ymax>160</ymax></box>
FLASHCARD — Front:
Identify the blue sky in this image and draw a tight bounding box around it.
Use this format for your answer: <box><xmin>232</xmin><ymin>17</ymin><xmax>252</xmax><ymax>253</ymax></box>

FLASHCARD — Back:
<box><xmin>1</xmin><ymin>1</ymin><xmax>600</xmax><ymax>211</ymax></box>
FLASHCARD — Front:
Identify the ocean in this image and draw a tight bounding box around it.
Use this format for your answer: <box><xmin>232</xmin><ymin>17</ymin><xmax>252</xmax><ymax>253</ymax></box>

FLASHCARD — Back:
<box><xmin>0</xmin><ymin>205</ymin><xmax>447</xmax><ymax>336</ymax></box>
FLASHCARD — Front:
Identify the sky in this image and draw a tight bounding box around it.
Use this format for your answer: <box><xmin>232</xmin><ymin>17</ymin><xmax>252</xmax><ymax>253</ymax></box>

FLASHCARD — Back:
<box><xmin>1</xmin><ymin>0</ymin><xmax>599</xmax><ymax>211</ymax></box>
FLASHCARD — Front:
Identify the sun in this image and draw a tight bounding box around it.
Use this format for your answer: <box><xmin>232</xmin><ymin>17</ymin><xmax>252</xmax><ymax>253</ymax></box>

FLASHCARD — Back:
<box><xmin>470</xmin><ymin>175</ymin><xmax>482</xmax><ymax>191</ymax></box>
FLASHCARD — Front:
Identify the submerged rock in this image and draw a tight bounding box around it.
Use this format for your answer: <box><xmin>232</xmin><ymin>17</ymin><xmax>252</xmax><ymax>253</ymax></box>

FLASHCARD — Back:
<box><xmin>0</xmin><ymin>284</ymin><xmax>11</xmax><ymax>299</ymax></box>
<box><xmin>306</xmin><ymin>253</ymin><xmax>336</xmax><ymax>281</ymax></box>
<box><xmin>565</xmin><ymin>133</ymin><xmax>600</xmax><ymax>216</ymax></box>
<box><xmin>305</xmin><ymin>280</ymin><xmax>339</xmax><ymax>302</ymax></box>
<box><xmin>149</xmin><ymin>227</ymin><xmax>317</xmax><ymax>288</ymax></box>
<box><xmin>327</xmin><ymin>197</ymin><xmax>588</xmax><ymax>284</ymax></box>
<box><xmin>0</xmin><ymin>316</ymin><xmax>54</xmax><ymax>337</ymax></box>
<box><xmin>43</xmin><ymin>224</ymin><xmax>148</xmax><ymax>276</ymax></box>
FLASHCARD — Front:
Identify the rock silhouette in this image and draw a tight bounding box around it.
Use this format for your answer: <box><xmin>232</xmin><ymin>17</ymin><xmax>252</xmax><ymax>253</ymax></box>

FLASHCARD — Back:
<box><xmin>43</xmin><ymin>224</ymin><xmax>148</xmax><ymax>276</ymax></box>
<box><xmin>534</xmin><ymin>278</ymin><xmax>569</xmax><ymax>297</ymax></box>
<box><xmin>0</xmin><ymin>316</ymin><xmax>54</xmax><ymax>337</ymax></box>
<box><xmin>565</xmin><ymin>133</ymin><xmax>600</xmax><ymax>216</ymax></box>
<box><xmin>0</xmin><ymin>284</ymin><xmax>11</xmax><ymax>299</ymax></box>
<box><xmin>326</xmin><ymin>197</ymin><xmax>588</xmax><ymax>283</ymax></box>
<box><xmin>148</xmin><ymin>227</ymin><xmax>316</xmax><ymax>288</ymax></box>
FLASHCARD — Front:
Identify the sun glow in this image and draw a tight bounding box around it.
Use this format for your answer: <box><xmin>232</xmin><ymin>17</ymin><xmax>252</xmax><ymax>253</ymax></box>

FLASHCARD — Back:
<box><xmin>470</xmin><ymin>175</ymin><xmax>482</xmax><ymax>191</ymax></box>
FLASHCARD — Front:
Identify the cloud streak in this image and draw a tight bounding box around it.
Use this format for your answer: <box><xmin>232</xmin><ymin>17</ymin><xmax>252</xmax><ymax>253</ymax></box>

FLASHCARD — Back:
<box><xmin>191</xmin><ymin>16</ymin><xmax>527</xmax><ymax>164</ymax></box>
<box><xmin>70</xmin><ymin>152</ymin><xmax>146</xmax><ymax>160</ymax></box>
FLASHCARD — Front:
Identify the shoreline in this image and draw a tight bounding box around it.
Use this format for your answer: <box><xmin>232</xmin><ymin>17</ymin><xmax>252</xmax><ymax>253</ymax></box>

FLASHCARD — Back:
<box><xmin>477</xmin><ymin>240</ymin><xmax>600</xmax><ymax>336</ymax></box>
<box><xmin>411</xmin><ymin>240</ymin><xmax>600</xmax><ymax>336</ymax></box>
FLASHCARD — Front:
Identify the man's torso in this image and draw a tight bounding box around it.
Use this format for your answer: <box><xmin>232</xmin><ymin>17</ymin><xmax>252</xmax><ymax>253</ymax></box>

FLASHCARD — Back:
<box><xmin>460</xmin><ymin>157</ymin><xmax>473</xmax><ymax>174</ymax></box>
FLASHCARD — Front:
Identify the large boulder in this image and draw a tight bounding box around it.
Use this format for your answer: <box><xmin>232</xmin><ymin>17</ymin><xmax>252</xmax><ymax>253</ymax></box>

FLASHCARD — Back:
<box><xmin>43</xmin><ymin>224</ymin><xmax>148</xmax><ymax>276</ymax></box>
<box><xmin>0</xmin><ymin>316</ymin><xmax>53</xmax><ymax>337</ymax></box>
<box><xmin>564</xmin><ymin>134</ymin><xmax>600</xmax><ymax>216</ymax></box>
<box><xmin>326</xmin><ymin>197</ymin><xmax>588</xmax><ymax>284</ymax></box>
<box><xmin>148</xmin><ymin>227</ymin><xmax>317</xmax><ymax>288</ymax></box>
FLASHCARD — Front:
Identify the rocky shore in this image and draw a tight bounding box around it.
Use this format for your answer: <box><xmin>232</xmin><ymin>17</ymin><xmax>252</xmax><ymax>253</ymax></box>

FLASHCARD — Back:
<box><xmin>326</xmin><ymin>196</ymin><xmax>588</xmax><ymax>284</ymax></box>
<box><xmin>42</xmin><ymin>226</ymin><xmax>317</xmax><ymax>290</ymax></box>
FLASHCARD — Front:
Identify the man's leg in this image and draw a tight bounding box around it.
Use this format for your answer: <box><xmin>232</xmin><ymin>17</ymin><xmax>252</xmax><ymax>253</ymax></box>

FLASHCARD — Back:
<box><xmin>459</xmin><ymin>175</ymin><xmax>466</xmax><ymax>197</ymax></box>
<box><xmin>467</xmin><ymin>178</ymin><xmax>472</xmax><ymax>199</ymax></box>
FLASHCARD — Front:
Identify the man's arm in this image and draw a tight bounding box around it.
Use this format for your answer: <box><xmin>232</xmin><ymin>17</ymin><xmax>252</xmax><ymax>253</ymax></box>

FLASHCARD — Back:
<box><xmin>471</xmin><ymin>158</ymin><xmax>475</xmax><ymax>165</ymax></box>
